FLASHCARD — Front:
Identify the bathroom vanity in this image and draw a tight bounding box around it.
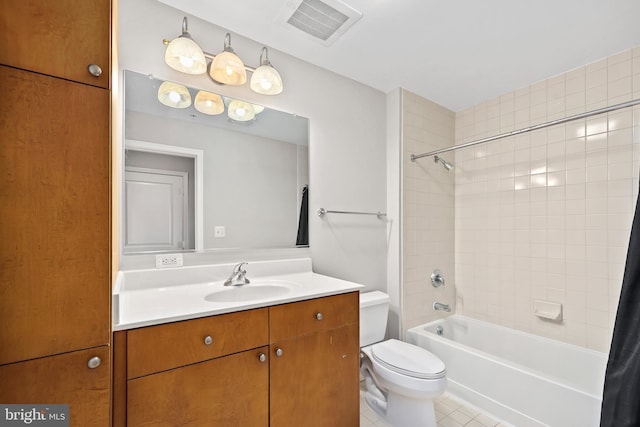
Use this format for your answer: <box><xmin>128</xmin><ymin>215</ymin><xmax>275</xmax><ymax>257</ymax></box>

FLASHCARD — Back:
<box><xmin>112</xmin><ymin>259</ymin><xmax>361</xmax><ymax>426</ymax></box>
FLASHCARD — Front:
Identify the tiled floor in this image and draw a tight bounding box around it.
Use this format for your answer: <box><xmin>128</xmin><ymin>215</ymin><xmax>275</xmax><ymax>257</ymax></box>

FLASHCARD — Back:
<box><xmin>360</xmin><ymin>383</ymin><xmax>510</xmax><ymax>427</ymax></box>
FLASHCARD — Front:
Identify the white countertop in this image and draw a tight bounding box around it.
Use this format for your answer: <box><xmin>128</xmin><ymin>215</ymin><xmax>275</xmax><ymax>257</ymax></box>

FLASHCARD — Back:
<box><xmin>113</xmin><ymin>258</ymin><xmax>363</xmax><ymax>330</ymax></box>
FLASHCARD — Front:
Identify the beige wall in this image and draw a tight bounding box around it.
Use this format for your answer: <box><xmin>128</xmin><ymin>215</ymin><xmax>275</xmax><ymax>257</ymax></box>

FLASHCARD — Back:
<box><xmin>118</xmin><ymin>0</ymin><xmax>388</xmax><ymax>289</ymax></box>
<box><xmin>454</xmin><ymin>47</ymin><xmax>640</xmax><ymax>352</ymax></box>
<box><xmin>401</xmin><ymin>90</ymin><xmax>456</xmax><ymax>332</ymax></box>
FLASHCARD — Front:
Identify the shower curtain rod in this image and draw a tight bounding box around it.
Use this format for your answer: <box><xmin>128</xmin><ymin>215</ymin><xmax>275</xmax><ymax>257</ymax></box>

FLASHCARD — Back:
<box><xmin>410</xmin><ymin>98</ymin><xmax>640</xmax><ymax>162</ymax></box>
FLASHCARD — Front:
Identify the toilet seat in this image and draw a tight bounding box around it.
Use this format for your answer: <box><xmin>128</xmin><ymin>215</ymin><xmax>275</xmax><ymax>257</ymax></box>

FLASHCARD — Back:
<box><xmin>371</xmin><ymin>339</ymin><xmax>445</xmax><ymax>380</ymax></box>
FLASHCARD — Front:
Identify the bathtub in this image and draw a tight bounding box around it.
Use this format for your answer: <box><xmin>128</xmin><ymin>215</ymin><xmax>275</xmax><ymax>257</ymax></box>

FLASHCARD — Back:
<box><xmin>406</xmin><ymin>315</ymin><xmax>608</xmax><ymax>427</ymax></box>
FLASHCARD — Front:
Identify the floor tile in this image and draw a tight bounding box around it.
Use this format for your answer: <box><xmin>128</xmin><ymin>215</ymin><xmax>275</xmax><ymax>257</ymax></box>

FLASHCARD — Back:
<box><xmin>359</xmin><ymin>381</ymin><xmax>506</xmax><ymax>427</ymax></box>
<box><xmin>438</xmin><ymin>416</ymin><xmax>465</xmax><ymax>427</ymax></box>
<box><xmin>434</xmin><ymin>400</ymin><xmax>459</xmax><ymax>416</ymax></box>
<box><xmin>473</xmin><ymin>413</ymin><xmax>500</xmax><ymax>426</ymax></box>
<box><xmin>457</xmin><ymin>404</ymin><xmax>481</xmax><ymax>419</ymax></box>
<box><xmin>448</xmin><ymin>409</ymin><xmax>473</xmax><ymax>425</ymax></box>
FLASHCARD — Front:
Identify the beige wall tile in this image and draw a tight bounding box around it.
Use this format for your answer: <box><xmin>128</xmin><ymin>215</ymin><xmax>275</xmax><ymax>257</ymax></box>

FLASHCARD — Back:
<box><xmin>452</xmin><ymin>47</ymin><xmax>639</xmax><ymax>349</ymax></box>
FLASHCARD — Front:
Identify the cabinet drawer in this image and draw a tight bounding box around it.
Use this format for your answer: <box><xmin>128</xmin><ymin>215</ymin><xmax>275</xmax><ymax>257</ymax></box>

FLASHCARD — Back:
<box><xmin>127</xmin><ymin>308</ymin><xmax>268</xmax><ymax>378</ymax></box>
<box><xmin>270</xmin><ymin>292</ymin><xmax>359</xmax><ymax>342</ymax></box>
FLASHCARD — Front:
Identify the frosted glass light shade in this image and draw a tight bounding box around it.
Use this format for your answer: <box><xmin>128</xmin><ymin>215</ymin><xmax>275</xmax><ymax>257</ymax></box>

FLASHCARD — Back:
<box><xmin>250</xmin><ymin>65</ymin><xmax>283</xmax><ymax>95</ymax></box>
<box><xmin>157</xmin><ymin>81</ymin><xmax>191</xmax><ymax>108</ymax></box>
<box><xmin>194</xmin><ymin>91</ymin><xmax>224</xmax><ymax>115</ymax></box>
<box><xmin>164</xmin><ymin>37</ymin><xmax>207</xmax><ymax>75</ymax></box>
<box><xmin>228</xmin><ymin>100</ymin><xmax>255</xmax><ymax>121</ymax></box>
<box><xmin>209</xmin><ymin>52</ymin><xmax>247</xmax><ymax>85</ymax></box>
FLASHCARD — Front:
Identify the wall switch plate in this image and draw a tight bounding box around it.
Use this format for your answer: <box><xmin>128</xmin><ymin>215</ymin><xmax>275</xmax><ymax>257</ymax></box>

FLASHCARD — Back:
<box><xmin>214</xmin><ymin>226</ymin><xmax>226</xmax><ymax>238</ymax></box>
<box><xmin>155</xmin><ymin>253</ymin><xmax>183</xmax><ymax>268</ymax></box>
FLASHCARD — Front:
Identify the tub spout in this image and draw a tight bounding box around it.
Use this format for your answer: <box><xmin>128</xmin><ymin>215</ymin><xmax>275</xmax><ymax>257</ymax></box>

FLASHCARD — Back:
<box><xmin>433</xmin><ymin>301</ymin><xmax>451</xmax><ymax>312</ymax></box>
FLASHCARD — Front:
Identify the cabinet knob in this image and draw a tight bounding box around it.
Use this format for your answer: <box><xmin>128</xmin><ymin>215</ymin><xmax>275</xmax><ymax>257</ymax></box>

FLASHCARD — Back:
<box><xmin>315</xmin><ymin>312</ymin><xmax>323</xmax><ymax>321</ymax></box>
<box><xmin>204</xmin><ymin>335</ymin><xmax>213</xmax><ymax>345</ymax></box>
<box><xmin>87</xmin><ymin>64</ymin><xmax>103</xmax><ymax>77</ymax></box>
<box><xmin>87</xmin><ymin>356</ymin><xmax>101</xmax><ymax>369</ymax></box>
<box><xmin>275</xmin><ymin>348</ymin><xmax>283</xmax><ymax>357</ymax></box>
<box><xmin>258</xmin><ymin>353</ymin><xmax>267</xmax><ymax>363</ymax></box>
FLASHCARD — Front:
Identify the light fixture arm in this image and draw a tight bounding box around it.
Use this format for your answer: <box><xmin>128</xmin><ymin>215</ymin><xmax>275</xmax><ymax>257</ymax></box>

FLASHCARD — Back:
<box><xmin>259</xmin><ymin>47</ymin><xmax>271</xmax><ymax>66</ymax></box>
<box><xmin>179</xmin><ymin>16</ymin><xmax>195</xmax><ymax>39</ymax></box>
<box><xmin>182</xmin><ymin>16</ymin><xmax>188</xmax><ymax>35</ymax></box>
<box><xmin>223</xmin><ymin>33</ymin><xmax>233</xmax><ymax>52</ymax></box>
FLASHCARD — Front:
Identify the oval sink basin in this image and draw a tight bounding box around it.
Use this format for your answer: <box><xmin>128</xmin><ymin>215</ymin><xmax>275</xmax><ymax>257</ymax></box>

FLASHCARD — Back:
<box><xmin>204</xmin><ymin>283</ymin><xmax>293</xmax><ymax>303</ymax></box>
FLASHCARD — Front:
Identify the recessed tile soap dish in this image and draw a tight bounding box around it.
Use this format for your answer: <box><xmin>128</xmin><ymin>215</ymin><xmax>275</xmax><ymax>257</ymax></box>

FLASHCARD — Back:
<box><xmin>534</xmin><ymin>300</ymin><xmax>563</xmax><ymax>321</ymax></box>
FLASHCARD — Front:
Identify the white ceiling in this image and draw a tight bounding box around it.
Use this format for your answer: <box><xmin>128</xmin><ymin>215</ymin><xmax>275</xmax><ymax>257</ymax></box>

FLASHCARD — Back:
<box><xmin>158</xmin><ymin>0</ymin><xmax>640</xmax><ymax>112</ymax></box>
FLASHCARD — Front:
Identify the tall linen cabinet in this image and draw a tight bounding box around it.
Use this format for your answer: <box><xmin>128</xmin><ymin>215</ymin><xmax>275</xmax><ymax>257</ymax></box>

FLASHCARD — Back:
<box><xmin>0</xmin><ymin>1</ymin><xmax>112</xmax><ymax>425</ymax></box>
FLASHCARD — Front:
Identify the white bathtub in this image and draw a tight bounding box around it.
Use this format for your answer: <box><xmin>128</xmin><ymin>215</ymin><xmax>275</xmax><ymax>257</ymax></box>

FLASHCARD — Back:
<box><xmin>406</xmin><ymin>315</ymin><xmax>608</xmax><ymax>427</ymax></box>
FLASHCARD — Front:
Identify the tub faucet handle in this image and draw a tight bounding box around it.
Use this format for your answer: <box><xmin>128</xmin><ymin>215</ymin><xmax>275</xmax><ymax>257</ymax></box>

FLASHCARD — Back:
<box><xmin>431</xmin><ymin>269</ymin><xmax>446</xmax><ymax>287</ymax></box>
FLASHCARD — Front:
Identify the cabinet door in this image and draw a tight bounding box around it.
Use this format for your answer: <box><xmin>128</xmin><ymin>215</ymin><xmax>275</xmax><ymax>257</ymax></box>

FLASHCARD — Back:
<box><xmin>0</xmin><ymin>66</ymin><xmax>110</xmax><ymax>365</ymax></box>
<box><xmin>0</xmin><ymin>346</ymin><xmax>110</xmax><ymax>427</ymax></box>
<box><xmin>270</xmin><ymin>324</ymin><xmax>360</xmax><ymax>427</ymax></box>
<box><xmin>0</xmin><ymin>0</ymin><xmax>111</xmax><ymax>88</ymax></box>
<box><xmin>127</xmin><ymin>347</ymin><xmax>269</xmax><ymax>427</ymax></box>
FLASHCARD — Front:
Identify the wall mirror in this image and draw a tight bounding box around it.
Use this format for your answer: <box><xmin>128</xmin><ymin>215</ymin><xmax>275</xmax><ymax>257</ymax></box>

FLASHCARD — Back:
<box><xmin>122</xmin><ymin>70</ymin><xmax>309</xmax><ymax>254</ymax></box>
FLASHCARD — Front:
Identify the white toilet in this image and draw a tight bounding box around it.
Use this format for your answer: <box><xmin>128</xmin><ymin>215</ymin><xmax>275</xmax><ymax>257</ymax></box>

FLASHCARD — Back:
<box><xmin>360</xmin><ymin>291</ymin><xmax>447</xmax><ymax>427</ymax></box>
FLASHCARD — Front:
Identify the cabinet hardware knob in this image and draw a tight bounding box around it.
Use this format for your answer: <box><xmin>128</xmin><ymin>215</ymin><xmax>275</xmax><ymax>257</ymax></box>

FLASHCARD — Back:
<box><xmin>87</xmin><ymin>356</ymin><xmax>101</xmax><ymax>369</ymax></box>
<box><xmin>315</xmin><ymin>312</ymin><xmax>323</xmax><ymax>321</ymax></box>
<box><xmin>87</xmin><ymin>64</ymin><xmax>103</xmax><ymax>77</ymax></box>
<box><xmin>275</xmin><ymin>348</ymin><xmax>283</xmax><ymax>357</ymax></box>
<box><xmin>204</xmin><ymin>335</ymin><xmax>213</xmax><ymax>345</ymax></box>
<box><xmin>258</xmin><ymin>353</ymin><xmax>267</xmax><ymax>363</ymax></box>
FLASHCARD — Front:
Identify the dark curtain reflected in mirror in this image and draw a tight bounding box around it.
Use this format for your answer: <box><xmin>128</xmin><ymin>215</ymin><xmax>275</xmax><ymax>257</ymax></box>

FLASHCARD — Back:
<box><xmin>296</xmin><ymin>185</ymin><xmax>308</xmax><ymax>246</ymax></box>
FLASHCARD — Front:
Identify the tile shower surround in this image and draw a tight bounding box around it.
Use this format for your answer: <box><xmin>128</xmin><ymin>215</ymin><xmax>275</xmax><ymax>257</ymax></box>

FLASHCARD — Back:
<box><xmin>402</xmin><ymin>46</ymin><xmax>640</xmax><ymax>352</ymax></box>
<box><xmin>454</xmin><ymin>47</ymin><xmax>640</xmax><ymax>352</ymax></box>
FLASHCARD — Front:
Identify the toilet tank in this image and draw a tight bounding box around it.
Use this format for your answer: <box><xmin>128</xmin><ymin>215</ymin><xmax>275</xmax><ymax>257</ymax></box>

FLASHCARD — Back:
<box><xmin>360</xmin><ymin>291</ymin><xmax>390</xmax><ymax>347</ymax></box>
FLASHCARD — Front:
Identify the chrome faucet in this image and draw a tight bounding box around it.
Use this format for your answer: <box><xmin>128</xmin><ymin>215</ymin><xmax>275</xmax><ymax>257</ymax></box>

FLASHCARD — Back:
<box><xmin>224</xmin><ymin>262</ymin><xmax>250</xmax><ymax>286</ymax></box>
<box><xmin>433</xmin><ymin>301</ymin><xmax>451</xmax><ymax>312</ymax></box>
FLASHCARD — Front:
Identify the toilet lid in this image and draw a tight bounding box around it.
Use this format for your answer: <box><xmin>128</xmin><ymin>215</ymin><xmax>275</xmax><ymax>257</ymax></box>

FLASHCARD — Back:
<box><xmin>371</xmin><ymin>339</ymin><xmax>445</xmax><ymax>379</ymax></box>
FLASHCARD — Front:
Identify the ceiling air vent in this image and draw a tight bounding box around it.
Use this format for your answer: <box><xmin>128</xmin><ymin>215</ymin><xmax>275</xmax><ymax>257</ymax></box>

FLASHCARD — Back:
<box><xmin>280</xmin><ymin>0</ymin><xmax>362</xmax><ymax>46</ymax></box>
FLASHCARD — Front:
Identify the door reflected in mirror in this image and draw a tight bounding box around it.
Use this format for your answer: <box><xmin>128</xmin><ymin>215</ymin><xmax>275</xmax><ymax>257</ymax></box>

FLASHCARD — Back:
<box><xmin>123</xmin><ymin>70</ymin><xmax>309</xmax><ymax>254</ymax></box>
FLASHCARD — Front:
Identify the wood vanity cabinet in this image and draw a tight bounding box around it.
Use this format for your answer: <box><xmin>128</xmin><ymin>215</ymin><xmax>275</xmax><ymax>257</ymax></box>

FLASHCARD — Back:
<box><xmin>270</xmin><ymin>292</ymin><xmax>360</xmax><ymax>427</ymax></box>
<box><xmin>121</xmin><ymin>308</ymin><xmax>270</xmax><ymax>427</ymax></box>
<box><xmin>0</xmin><ymin>1</ymin><xmax>111</xmax><ymax>424</ymax></box>
<box><xmin>114</xmin><ymin>292</ymin><xmax>360</xmax><ymax>426</ymax></box>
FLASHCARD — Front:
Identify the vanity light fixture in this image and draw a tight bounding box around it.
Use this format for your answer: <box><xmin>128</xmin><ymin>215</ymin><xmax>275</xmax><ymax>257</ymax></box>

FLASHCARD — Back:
<box><xmin>209</xmin><ymin>33</ymin><xmax>247</xmax><ymax>85</ymax></box>
<box><xmin>227</xmin><ymin>99</ymin><xmax>256</xmax><ymax>122</ymax></box>
<box><xmin>164</xmin><ymin>17</ymin><xmax>207</xmax><ymax>75</ymax></box>
<box><xmin>250</xmin><ymin>47</ymin><xmax>284</xmax><ymax>95</ymax></box>
<box><xmin>194</xmin><ymin>90</ymin><xmax>224</xmax><ymax>115</ymax></box>
<box><xmin>157</xmin><ymin>81</ymin><xmax>191</xmax><ymax>108</ymax></box>
<box><xmin>163</xmin><ymin>17</ymin><xmax>284</xmax><ymax>95</ymax></box>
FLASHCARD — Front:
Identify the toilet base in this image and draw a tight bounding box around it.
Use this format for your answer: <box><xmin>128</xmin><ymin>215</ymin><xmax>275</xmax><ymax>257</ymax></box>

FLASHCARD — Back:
<box><xmin>364</xmin><ymin>389</ymin><xmax>437</xmax><ymax>427</ymax></box>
